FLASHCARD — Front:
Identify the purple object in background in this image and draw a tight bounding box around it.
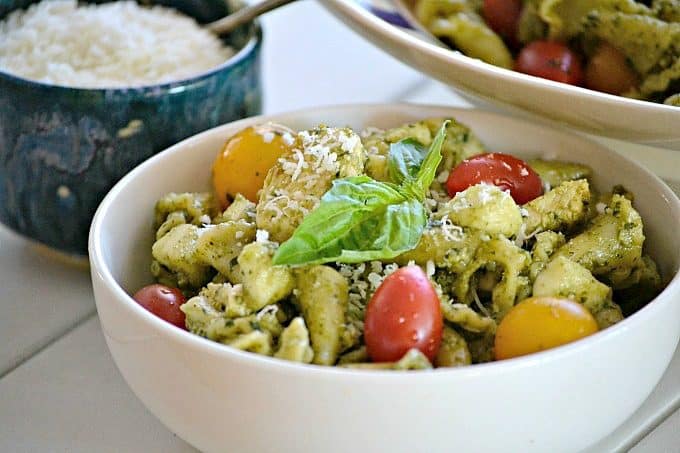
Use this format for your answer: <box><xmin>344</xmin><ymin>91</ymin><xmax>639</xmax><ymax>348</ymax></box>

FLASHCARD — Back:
<box><xmin>356</xmin><ymin>0</ymin><xmax>412</xmax><ymax>28</ymax></box>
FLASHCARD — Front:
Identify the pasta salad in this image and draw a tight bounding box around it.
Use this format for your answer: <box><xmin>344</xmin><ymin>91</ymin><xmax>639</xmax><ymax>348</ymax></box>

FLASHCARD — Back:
<box><xmin>413</xmin><ymin>0</ymin><xmax>679</xmax><ymax>105</ymax></box>
<box><xmin>131</xmin><ymin>117</ymin><xmax>663</xmax><ymax>370</ymax></box>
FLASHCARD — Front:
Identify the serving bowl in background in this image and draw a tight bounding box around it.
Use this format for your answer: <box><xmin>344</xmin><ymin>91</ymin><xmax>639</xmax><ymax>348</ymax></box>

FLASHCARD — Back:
<box><xmin>322</xmin><ymin>0</ymin><xmax>680</xmax><ymax>151</ymax></box>
<box><xmin>0</xmin><ymin>0</ymin><xmax>262</xmax><ymax>257</ymax></box>
<box><xmin>89</xmin><ymin>104</ymin><xmax>680</xmax><ymax>453</ymax></box>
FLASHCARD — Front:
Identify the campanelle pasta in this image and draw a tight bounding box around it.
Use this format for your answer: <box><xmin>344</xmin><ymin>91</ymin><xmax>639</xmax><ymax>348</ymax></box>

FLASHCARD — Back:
<box><xmin>414</xmin><ymin>0</ymin><xmax>679</xmax><ymax>105</ymax></box>
<box><xmin>141</xmin><ymin>117</ymin><xmax>663</xmax><ymax>369</ymax></box>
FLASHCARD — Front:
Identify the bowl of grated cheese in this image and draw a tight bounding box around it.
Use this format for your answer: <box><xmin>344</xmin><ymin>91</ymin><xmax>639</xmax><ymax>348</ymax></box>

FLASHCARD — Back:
<box><xmin>0</xmin><ymin>0</ymin><xmax>262</xmax><ymax>257</ymax></box>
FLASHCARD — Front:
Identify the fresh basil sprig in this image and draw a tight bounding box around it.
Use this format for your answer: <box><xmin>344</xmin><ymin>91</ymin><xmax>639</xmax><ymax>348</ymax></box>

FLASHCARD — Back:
<box><xmin>272</xmin><ymin>121</ymin><xmax>449</xmax><ymax>266</ymax></box>
<box><xmin>387</xmin><ymin>138</ymin><xmax>427</xmax><ymax>185</ymax></box>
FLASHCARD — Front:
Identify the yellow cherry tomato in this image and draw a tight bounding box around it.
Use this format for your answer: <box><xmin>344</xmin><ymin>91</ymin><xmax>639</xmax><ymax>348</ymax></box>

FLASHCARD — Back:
<box><xmin>212</xmin><ymin>123</ymin><xmax>294</xmax><ymax>208</ymax></box>
<box><xmin>494</xmin><ymin>296</ymin><xmax>599</xmax><ymax>360</ymax></box>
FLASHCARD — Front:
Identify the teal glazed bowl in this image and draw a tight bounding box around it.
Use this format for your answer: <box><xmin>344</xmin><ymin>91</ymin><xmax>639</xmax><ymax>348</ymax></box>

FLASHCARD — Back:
<box><xmin>0</xmin><ymin>0</ymin><xmax>262</xmax><ymax>256</ymax></box>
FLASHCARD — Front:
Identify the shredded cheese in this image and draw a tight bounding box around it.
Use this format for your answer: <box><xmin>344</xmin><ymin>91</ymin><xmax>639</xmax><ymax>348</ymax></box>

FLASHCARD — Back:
<box><xmin>256</xmin><ymin>304</ymin><xmax>278</xmax><ymax>320</ymax></box>
<box><xmin>280</xmin><ymin>126</ymin><xmax>357</xmax><ymax>181</ymax></box>
<box><xmin>282</xmin><ymin>132</ymin><xmax>295</xmax><ymax>146</ymax></box>
<box><xmin>471</xmin><ymin>286</ymin><xmax>491</xmax><ymax>318</ymax></box>
<box><xmin>255</xmin><ymin>229</ymin><xmax>269</xmax><ymax>243</ymax></box>
<box><xmin>438</xmin><ymin>215</ymin><xmax>465</xmax><ymax>242</ymax></box>
<box><xmin>425</xmin><ymin>260</ymin><xmax>435</xmax><ymax>277</ymax></box>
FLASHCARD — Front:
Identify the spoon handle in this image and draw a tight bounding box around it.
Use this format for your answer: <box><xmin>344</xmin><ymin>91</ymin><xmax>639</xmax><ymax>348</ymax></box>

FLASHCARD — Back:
<box><xmin>207</xmin><ymin>0</ymin><xmax>298</xmax><ymax>35</ymax></box>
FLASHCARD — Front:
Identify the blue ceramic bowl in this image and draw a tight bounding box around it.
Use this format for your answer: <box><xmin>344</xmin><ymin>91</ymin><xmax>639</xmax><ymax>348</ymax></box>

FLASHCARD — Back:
<box><xmin>0</xmin><ymin>0</ymin><xmax>262</xmax><ymax>256</ymax></box>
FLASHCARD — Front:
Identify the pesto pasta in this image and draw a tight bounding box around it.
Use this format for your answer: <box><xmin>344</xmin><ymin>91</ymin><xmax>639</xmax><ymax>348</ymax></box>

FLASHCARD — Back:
<box><xmin>134</xmin><ymin>117</ymin><xmax>663</xmax><ymax>370</ymax></box>
<box><xmin>414</xmin><ymin>0</ymin><xmax>679</xmax><ymax>105</ymax></box>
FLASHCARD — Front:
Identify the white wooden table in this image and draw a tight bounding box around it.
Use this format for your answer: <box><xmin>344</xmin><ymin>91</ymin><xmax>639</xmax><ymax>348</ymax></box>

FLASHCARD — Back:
<box><xmin>1</xmin><ymin>2</ymin><xmax>678</xmax><ymax>451</ymax></box>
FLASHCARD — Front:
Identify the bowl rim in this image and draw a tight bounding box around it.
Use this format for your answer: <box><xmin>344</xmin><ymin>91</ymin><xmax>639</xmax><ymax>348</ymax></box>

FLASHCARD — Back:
<box><xmin>323</xmin><ymin>0</ymin><xmax>680</xmax><ymax>115</ymax></box>
<box><xmin>0</xmin><ymin>12</ymin><xmax>262</xmax><ymax>92</ymax></box>
<box><xmin>89</xmin><ymin>102</ymin><xmax>680</xmax><ymax>381</ymax></box>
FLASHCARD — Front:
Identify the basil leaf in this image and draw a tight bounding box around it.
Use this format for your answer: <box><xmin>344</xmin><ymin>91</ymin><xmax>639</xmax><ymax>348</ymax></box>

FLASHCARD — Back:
<box><xmin>272</xmin><ymin>121</ymin><xmax>450</xmax><ymax>266</ymax></box>
<box><xmin>272</xmin><ymin>176</ymin><xmax>426</xmax><ymax>265</ymax></box>
<box><xmin>387</xmin><ymin>138</ymin><xmax>427</xmax><ymax>185</ymax></box>
<box><xmin>411</xmin><ymin>120</ymin><xmax>448</xmax><ymax>197</ymax></box>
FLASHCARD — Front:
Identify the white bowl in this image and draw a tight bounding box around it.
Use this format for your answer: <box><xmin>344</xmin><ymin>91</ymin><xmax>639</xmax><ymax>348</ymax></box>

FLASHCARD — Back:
<box><xmin>89</xmin><ymin>104</ymin><xmax>680</xmax><ymax>453</ymax></box>
<box><xmin>323</xmin><ymin>1</ymin><xmax>680</xmax><ymax>150</ymax></box>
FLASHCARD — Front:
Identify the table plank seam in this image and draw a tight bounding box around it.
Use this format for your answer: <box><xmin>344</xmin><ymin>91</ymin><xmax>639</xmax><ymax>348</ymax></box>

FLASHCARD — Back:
<box><xmin>0</xmin><ymin>309</ymin><xmax>97</xmax><ymax>380</ymax></box>
<box><xmin>629</xmin><ymin>396</ymin><xmax>680</xmax><ymax>451</ymax></box>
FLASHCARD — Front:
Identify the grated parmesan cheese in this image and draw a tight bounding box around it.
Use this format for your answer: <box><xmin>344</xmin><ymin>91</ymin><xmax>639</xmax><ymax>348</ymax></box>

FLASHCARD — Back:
<box><xmin>254</xmin><ymin>122</ymin><xmax>296</xmax><ymax>145</ymax></box>
<box><xmin>425</xmin><ymin>260</ymin><xmax>435</xmax><ymax>277</ymax></box>
<box><xmin>280</xmin><ymin>127</ymin><xmax>347</xmax><ymax>179</ymax></box>
<box><xmin>514</xmin><ymin>222</ymin><xmax>540</xmax><ymax>247</ymax></box>
<box><xmin>471</xmin><ymin>286</ymin><xmax>491</xmax><ymax>318</ymax></box>
<box><xmin>0</xmin><ymin>0</ymin><xmax>233</xmax><ymax>88</ymax></box>
<box><xmin>366</xmin><ymin>272</ymin><xmax>383</xmax><ymax>290</ymax></box>
<box><xmin>424</xmin><ymin>197</ymin><xmax>438</xmax><ymax>211</ymax></box>
<box><xmin>282</xmin><ymin>132</ymin><xmax>295</xmax><ymax>146</ymax></box>
<box><xmin>255</xmin><ymin>229</ymin><xmax>269</xmax><ymax>243</ymax></box>
<box><xmin>438</xmin><ymin>215</ymin><xmax>465</xmax><ymax>242</ymax></box>
<box><xmin>256</xmin><ymin>304</ymin><xmax>278</xmax><ymax>321</ymax></box>
<box><xmin>284</xmin><ymin>148</ymin><xmax>308</xmax><ymax>182</ymax></box>
<box><xmin>338</xmin><ymin>133</ymin><xmax>360</xmax><ymax>153</ymax></box>
<box><xmin>339</xmin><ymin>261</ymin><xmax>401</xmax><ymax>304</ymax></box>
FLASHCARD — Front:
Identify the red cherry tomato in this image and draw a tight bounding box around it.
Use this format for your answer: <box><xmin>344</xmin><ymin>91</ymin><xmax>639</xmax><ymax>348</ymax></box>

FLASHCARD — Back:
<box><xmin>445</xmin><ymin>152</ymin><xmax>543</xmax><ymax>204</ymax></box>
<box><xmin>482</xmin><ymin>0</ymin><xmax>522</xmax><ymax>45</ymax></box>
<box><xmin>515</xmin><ymin>41</ymin><xmax>584</xmax><ymax>85</ymax></box>
<box><xmin>585</xmin><ymin>42</ymin><xmax>639</xmax><ymax>95</ymax></box>
<box><xmin>364</xmin><ymin>266</ymin><xmax>443</xmax><ymax>362</ymax></box>
<box><xmin>133</xmin><ymin>284</ymin><xmax>187</xmax><ymax>329</ymax></box>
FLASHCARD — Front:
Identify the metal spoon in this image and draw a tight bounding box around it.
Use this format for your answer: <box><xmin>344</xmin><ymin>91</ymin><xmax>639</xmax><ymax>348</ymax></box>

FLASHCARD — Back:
<box><xmin>207</xmin><ymin>0</ymin><xmax>298</xmax><ymax>36</ymax></box>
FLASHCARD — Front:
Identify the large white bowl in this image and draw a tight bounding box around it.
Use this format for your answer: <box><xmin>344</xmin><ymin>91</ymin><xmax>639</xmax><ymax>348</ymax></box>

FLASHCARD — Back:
<box><xmin>89</xmin><ymin>104</ymin><xmax>680</xmax><ymax>453</ymax></box>
<box><xmin>323</xmin><ymin>1</ymin><xmax>680</xmax><ymax>150</ymax></box>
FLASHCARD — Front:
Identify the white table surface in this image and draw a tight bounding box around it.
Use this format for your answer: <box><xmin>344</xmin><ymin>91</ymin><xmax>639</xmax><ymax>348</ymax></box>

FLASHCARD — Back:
<box><xmin>1</xmin><ymin>2</ymin><xmax>679</xmax><ymax>452</ymax></box>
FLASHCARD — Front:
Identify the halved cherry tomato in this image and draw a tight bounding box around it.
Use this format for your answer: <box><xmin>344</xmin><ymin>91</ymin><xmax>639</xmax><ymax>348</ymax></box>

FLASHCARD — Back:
<box><xmin>445</xmin><ymin>152</ymin><xmax>543</xmax><ymax>204</ymax></box>
<box><xmin>133</xmin><ymin>284</ymin><xmax>187</xmax><ymax>329</ymax></box>
<box><xmin>494</xmin><ymin>296</ymin><xmax>599</xmax><ymax>360</ymax></box>
<box><xmin>482</xmin><ymin>0</ymin><xmax>522</xmax><ymax>46</ymax></box>
<box><xmin>515</xmin><ymin>41</ymin><xmax>584</xmax><ymax>86</ymax></box>
<box><xmin>364</xmin><ymin>266</ymin><xmax>443</xmax><ymax>362</ymax></box>
<box><xmin>212</xmin><ymin>124</ymin><xmax>294</xmax><ymax>208</ymax></box>
<box><xmin>585</xmin><ymin>42</ymin><xmax>639</xmax><ymax>95</ymax></box>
